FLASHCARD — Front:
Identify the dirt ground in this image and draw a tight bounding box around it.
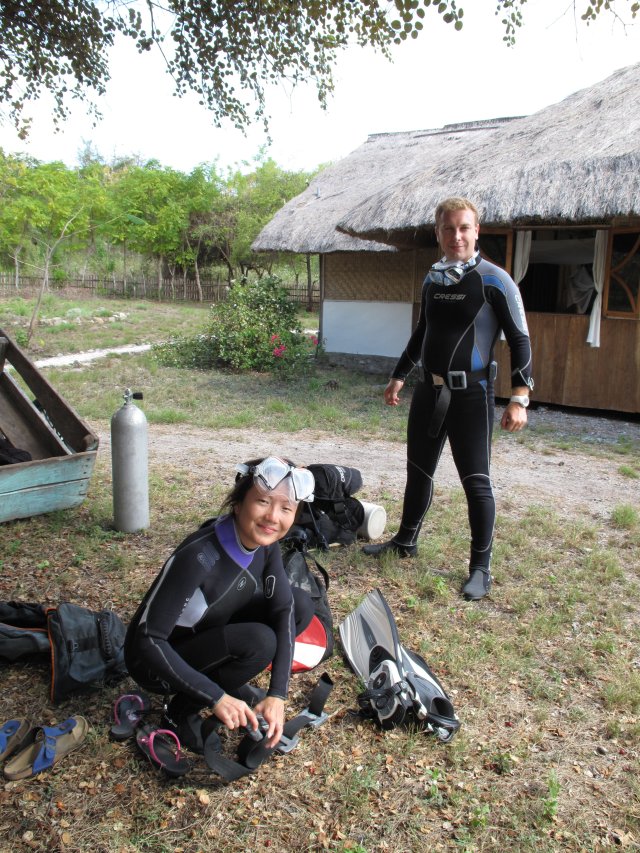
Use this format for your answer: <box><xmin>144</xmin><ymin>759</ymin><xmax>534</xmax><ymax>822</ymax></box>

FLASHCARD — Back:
<box><xmin>1</xmin><ymin>404</ymin><xmax>637</xmax><ymax>853</ymax></box>
<box><xmin>99</xmin><ymin>404</ymin><xmax>639</xmax><ymax>525</ymax></box>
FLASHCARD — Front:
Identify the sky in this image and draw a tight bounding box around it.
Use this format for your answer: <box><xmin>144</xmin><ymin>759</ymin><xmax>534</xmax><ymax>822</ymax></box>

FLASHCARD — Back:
<box><xmin>0</xmin><ymin>1</ymin><xmax>638</xmax><ymax>174</ymax></box>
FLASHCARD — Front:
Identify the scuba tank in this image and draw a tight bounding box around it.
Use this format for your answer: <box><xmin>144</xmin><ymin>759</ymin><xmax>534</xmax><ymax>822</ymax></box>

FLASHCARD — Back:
<box><xmin>111</xmin><ymin>388</ymin><xmax>149</xmax><ymax>532</ymax></box>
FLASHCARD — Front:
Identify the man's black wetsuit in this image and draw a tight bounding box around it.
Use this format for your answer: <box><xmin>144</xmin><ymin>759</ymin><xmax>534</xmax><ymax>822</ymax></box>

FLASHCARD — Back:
<box><xmin>390</xmin><ymin>253</ymin><xmax>533</xmax><ymax>571</ymax></box>
<box><xmin>125</xmin><ymin>514</ymin><xmax>313</xmax><ymax>709</ymax></box>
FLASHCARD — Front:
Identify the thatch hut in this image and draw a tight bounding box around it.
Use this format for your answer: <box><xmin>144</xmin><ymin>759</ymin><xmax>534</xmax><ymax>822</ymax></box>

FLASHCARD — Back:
<box><xmin>254</xmin><ymin>63</ymin><xmax>640</xmax><ymax>413</ymax></box>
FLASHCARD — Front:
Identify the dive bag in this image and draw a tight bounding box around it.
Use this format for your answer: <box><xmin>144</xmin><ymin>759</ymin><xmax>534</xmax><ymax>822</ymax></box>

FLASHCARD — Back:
<box><xmin>297</xmin><ymin>463</ymin><xmax>365</xmax><ymax>549</ymax></box>
<box><xmin>0</xmin><ymin>600</ymin><xmax>128</xmax><ymax>703</ymax></box>
<box><xmin>281</xmin><ymin>527</ymin><xmax>334</xmax><ymax>672</ymax></box>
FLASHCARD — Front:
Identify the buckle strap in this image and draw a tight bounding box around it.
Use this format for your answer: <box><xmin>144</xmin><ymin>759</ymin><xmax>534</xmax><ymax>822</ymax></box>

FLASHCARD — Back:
<box><xmin>427</xmin><ymin>362</ymin><xmax>497</xmax><ymax>438</ymax></box>
<box><xmin>430</xmin><ymin>361</ymin><xmax>497</xmax><ymax>390</ymax></box>
<box><xmin>203</xmin><ymin>673</ymin><xmax>333</xmax><ymax>780</ymax></box>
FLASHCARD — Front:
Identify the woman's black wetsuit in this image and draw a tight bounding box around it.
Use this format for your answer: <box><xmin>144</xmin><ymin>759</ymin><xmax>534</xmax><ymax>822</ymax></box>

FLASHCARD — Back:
<box><xmin>124</xmin><ymin>514</ymin><xmax>313</xmax><ymax>709</ymax></box>
<box><xmin>390</xmin><ymin>254</ymin><xmax>533</xmax><ymax>571</ymax></box>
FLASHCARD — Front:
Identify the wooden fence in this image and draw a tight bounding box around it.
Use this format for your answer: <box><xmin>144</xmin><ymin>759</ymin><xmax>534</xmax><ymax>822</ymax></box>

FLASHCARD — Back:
<box><xmin>0</xmin><ymin>274</ymin><xmax>320</xmax><ymax>310</ymax></box>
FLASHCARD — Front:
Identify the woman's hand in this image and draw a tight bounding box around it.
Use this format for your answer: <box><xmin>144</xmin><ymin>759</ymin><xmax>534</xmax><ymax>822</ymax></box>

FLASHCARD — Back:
<box><xmin>213</xmin><ymin>694</ymin><xmax>259</xmax><ymax>733</ymax></box>
<box><xmin>254</xmin><ymin>696</ymin><xmax>285</xmax><ymax>748</ymax></box>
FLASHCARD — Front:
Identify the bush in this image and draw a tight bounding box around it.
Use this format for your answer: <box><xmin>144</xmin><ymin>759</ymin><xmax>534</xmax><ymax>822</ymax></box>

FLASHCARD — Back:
<box><xmin>152</xmin><ymin>334</ymin><xmax>218</xmax><ymax>370</ymax></box>
<box><xmin>153</xmin><ymin>276</ymin><xmax>321</xmax><ymax>378</ymax></box>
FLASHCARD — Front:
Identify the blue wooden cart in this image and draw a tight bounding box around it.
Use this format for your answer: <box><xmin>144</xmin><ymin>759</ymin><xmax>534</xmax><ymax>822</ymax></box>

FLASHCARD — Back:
<box><xmin>0</xmin><ymin>329</ymin><xmax>99</xmax><ymax>523</ymax></box>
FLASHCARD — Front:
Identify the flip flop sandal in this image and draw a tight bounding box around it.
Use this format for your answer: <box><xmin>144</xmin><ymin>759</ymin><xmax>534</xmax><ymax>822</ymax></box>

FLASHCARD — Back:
<box><xmin>110</xmin><ymin>692</ymin><xmax>151</xmax><ymax>741</ymax></box>
<box><xmin>0</xmin><ymin>719</ymin><xmax>31</xmax><ymax>761</ymax></box>
<box><xmin>3</xmin><ymin>716</ymin><xmax>89</xmax><ymax>781</ymax></box>
<box><xmin>135</xmin><ymin>725</ymin><xmax>191</xmax><ymax>778</ymax></box>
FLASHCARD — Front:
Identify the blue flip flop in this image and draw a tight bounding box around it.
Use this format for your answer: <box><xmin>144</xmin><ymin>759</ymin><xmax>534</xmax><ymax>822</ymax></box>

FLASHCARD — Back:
<box><xmin>0</xmin><ymin>719</ymin><xmax>31</xmax><ymax>761</ymax></box>
<box><xmin>3</xmin><ymin>716</ymin><xmax>89</xmax><ymax>781</ymax></box>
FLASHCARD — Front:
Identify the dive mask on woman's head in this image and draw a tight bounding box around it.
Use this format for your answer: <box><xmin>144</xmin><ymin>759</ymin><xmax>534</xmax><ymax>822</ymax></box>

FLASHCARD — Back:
<box><xmin>235</xmin><ymin>457</ymin><xmax>315</xmax><ymax>503</ymax></box>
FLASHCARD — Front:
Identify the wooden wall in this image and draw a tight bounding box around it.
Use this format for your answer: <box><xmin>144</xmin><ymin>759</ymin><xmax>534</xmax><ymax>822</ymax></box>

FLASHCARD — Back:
<box><xmin>494</xmin><ymin>313</ymin><xmax>640</xmax><ymax>413</ymax></box>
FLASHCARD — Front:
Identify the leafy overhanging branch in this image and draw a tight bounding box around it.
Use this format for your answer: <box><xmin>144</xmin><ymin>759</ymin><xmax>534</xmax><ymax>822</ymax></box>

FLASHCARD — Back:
<box><xmin>0</xmin><ymin>1</ymin><xmax>637</xmax><ymax>137</ymax></box>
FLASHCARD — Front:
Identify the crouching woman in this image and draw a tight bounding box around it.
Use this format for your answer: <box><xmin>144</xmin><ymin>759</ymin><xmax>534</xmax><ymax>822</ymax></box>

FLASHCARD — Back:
<box><xmin>124</xmin><ymin>457</ymin><xmax>316</xmax><ymax>749</ymax></box>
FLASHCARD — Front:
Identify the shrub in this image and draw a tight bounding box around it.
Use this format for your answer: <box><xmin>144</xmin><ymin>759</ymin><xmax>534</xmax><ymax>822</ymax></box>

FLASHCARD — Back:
<box><xmin>154</xmin><ymin>276</ymin><xmax>321</xmax><ymax>378</ymax></box>
<box><xmin>152</xmin><ymin>334</ymin><xmax>218</xmax><ymax>370</ymax></box>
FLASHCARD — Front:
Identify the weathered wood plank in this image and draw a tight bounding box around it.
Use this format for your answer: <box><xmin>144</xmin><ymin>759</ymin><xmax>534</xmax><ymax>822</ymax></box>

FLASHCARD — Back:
<box><xmin>0</xmin><ymin>329</ymin><xmax>100</xmax><ymax>522</ymax></box>
<box><xmin>0</xmin><ymin>327</ymin><xmax>97</xmax><ymax>452</ymax></box>
<box><xmin>0</xmin><ymin>481</ymin><xmax>92</xmax><ymax>523</ymax></box>
<box><xmin>0</xmin><ymin>453</ymin><xmax>96</xmax><ymax>523</ymax></box>
<box><xmin>495</xmin><ymin>313</ymin><xmax>640</xmax><ymax>412</ymax></box>
<box><xmin>0</xmin><ymin>336</ymin><xmax>7</xmax><ymax>374</ymax></box>
<box><xmin>0</xmin><ymin>374</ymin><xmax>68</xmax><ymax>458</ymax></box>
<box><xmin>0</xmin><ymin>452</ymin><xmax>96</xmax><ymax>489</ymax></box>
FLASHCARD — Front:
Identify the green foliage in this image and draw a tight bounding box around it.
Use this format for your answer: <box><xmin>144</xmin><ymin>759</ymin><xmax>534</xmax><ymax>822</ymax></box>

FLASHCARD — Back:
<box><xmin>610</xmin><ymin>503</ymin><xmax>639</xmax><ymax>530</ymax></box>
<box><xmin>0</xmin><ymin>150</ymin><xmax>315</xmax><ymax>285</ymax></box>
<box><xmin>618</xmin><ymin>464</ymin><xmax>639</xmax><ymax>479</ymax></box>
<box><xmin>2</xmin><ymin>2</ymin><xmax>634</xmax><ymax>138</ymax></box>
<box><xmin>188</xmin><ymin>155</ymin><xmax>315</xmax><ymax>281</ymax></box>
<box><xmin>151</xmin><ymin>333</ymin><xmax>219</xmax><ymax>371</ymax></box>
<box><xmin>153</xmin><ymin>276</ymin><xmax>321</xmax><ymax>379</ymax></box>
<box><xmin>541</xmin><ymin>772</ymin><xmax>561</xmax><ymax>823</ymax></box>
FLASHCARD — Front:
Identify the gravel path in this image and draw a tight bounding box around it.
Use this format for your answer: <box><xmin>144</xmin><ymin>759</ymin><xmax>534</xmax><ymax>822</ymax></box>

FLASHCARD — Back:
<box><xmin>98</xmin><ymin>404</ymin><xmax>639</xmax><ymax>524</ymax></box>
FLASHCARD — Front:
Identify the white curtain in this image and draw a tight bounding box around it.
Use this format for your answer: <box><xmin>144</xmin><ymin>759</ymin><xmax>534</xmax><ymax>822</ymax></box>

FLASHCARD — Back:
<box><xmin>513</xmin><ymin>230</ymin><xmax>532</xmax><ymax>284</ymax></box>
<box><xmin>500</xmin><ymin>231</ymin><xmax>532</xmax><ymax>340</ymax></box>
<box><xmin>586</xmin><ymin>230</ymin><xmax>608</xmax><ymax>348</ymax></box>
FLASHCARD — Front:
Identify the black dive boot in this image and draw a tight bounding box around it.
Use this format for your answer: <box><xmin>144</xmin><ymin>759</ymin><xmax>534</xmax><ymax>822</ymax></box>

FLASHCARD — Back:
<box><xmin>361</xmin><ymin>539</ymin><xmax>417</xmax><ymax>558</ymax></box>
<box><xmin>462</xmin><ymin>567</ymin><xmax>492</xmax><ymax>601</ymax></box>
<box><xmin>162</xmin><ymin>695</ymin><xmax>206</xmax><ymax>754</ymax></box>
<box><xmin>228</xmin><ymin>683</ymin><xmax>267</xmax><ymax>706</ymax></box>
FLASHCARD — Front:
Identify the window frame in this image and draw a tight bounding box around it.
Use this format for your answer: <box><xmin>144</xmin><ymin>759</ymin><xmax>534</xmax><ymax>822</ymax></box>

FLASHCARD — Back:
<box><xmin>479</xmin><ymin>228</ymin><xmax>512</xmax><ymax>274</ymax></box>
<box><xmin>604</xmin><ymin>228</ymin><xmax>640</xmax><ymax>320</ymax></box>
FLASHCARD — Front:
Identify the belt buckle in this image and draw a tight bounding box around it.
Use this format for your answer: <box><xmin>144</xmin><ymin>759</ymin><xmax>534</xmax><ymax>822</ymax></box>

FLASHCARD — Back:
<box><xmin>447</xmin><ymin>370</ymin><xmax>467</xmax><ymax>390</ymax></box>
<box><xmin>274</xmin><ymin>733</ymin><xmax>299</xmax><ymax>754</ymax></box>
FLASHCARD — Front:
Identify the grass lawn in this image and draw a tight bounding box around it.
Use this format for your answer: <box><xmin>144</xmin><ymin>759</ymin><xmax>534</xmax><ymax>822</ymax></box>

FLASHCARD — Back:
<box><xmin>0</xmin><ymin>293</ymin><xmax>212</xmax><ymax>357</ymax></box>
<box><xmin>0</xmin><ymin>295</ymin><xmax>639</xmax><ymax>852</ymax></box>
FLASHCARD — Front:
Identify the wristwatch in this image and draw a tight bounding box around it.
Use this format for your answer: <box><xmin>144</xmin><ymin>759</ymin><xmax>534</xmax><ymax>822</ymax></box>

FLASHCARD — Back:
<box><xmin>509</xmin><ymin>395</ymin><xmax>529</xmax><ymax>408</ymax></box>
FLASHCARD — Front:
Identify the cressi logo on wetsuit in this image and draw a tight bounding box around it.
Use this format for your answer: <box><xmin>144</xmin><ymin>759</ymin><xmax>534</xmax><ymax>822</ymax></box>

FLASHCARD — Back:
<box><xmin>433</xmin><ymin>293</ymin><xmax>466</xmax><ymax>300</ymax></box>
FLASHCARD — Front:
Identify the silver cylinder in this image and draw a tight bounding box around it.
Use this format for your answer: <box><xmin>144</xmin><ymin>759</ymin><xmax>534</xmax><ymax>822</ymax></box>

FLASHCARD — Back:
<box><xmin>111</xmin><ymin>388</ymin><xmax>149</xmax><ymax>532</ymax></box>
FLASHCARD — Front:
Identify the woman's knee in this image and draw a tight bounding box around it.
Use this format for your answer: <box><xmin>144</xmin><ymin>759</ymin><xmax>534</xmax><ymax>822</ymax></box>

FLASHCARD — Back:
<box><xmin>225</xmin><ymin>621</ymin><xmax>277</xmax><ymax>667</ymax></box>
<box><xmin>292</xmin><ymin>587</ymin><xmax>314</xmax><ymax>634</ymax></box>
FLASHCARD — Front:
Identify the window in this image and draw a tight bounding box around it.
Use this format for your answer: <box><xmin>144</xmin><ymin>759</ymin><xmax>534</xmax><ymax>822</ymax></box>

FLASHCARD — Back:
<box><xmin>605</xmin><ymin>230</ymin><xmax>640</xmax><ymax>318</ymax></box>
<box><xmin>518</xmin><ymin>230</ymin><xmax>598</xmax><ymax>315</ymax></box>
<box><xmin>479</xmin><ymin>232</ymin><xmax>510</xmax><ymax>271</ymax></box>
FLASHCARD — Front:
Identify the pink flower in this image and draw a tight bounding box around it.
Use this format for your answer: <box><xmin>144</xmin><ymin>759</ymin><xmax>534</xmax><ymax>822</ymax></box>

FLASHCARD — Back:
<box><xmin>311</xmin><ymin>336</ymin><xmax>318</xmax><ymax>346</ymax></box>
<box><xmin>273</xmin><ymin>345</ymin><xmax>286</xmax><ymax>358</ymax></box>
<box><xmin>270</xmin><ymin>334</ymin><xmax>279</xmax><ymax>343</ymax></box>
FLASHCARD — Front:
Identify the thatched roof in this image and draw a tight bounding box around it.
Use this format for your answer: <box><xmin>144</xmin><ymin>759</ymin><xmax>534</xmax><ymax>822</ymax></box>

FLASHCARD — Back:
<box><xmin>338</xmin><ymin>62</ymin><xmax>640</xmax><ymax>243</ymax></box>
<box><xmin>253</xmin><ymin>62</ymin><xmax>640</xmax><ymax>254</ymax></box>
<box><xmin>252</xmin><ymin>118</ymin><xmax>514</xmax><ymax>253</ymax></box>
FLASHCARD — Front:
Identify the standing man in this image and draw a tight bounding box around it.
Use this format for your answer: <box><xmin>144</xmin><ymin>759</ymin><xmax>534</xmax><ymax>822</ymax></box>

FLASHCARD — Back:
<box><xmin>362</xmin><ymin>197</ymin><xmax>533</xmax><ymax>601</ymax></box>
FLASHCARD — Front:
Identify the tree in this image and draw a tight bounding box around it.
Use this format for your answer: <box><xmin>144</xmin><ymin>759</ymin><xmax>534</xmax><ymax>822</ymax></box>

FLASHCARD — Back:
<box><xmin>0</xmin><ymin>159</ymin><xmax>109</xmax><ymax>340</ymax></box>
<box><xmin>1</xmin><ymin>1</ymin><xmax>636</xmax><ymax>138</ymax></box>
<box><xmin>0</xmin><ymin>152</ymin><xmax>33</xmax><ymax>285</ymax></box>
<box><xmin>107</xmin><ymin>162</ymin><xmax>192</xmax><ymax>296</ymax></box>
<box><xmin>187</xmin><ymin>155</ymin><xmax>314</xmax><ymax>283</ymax></box>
